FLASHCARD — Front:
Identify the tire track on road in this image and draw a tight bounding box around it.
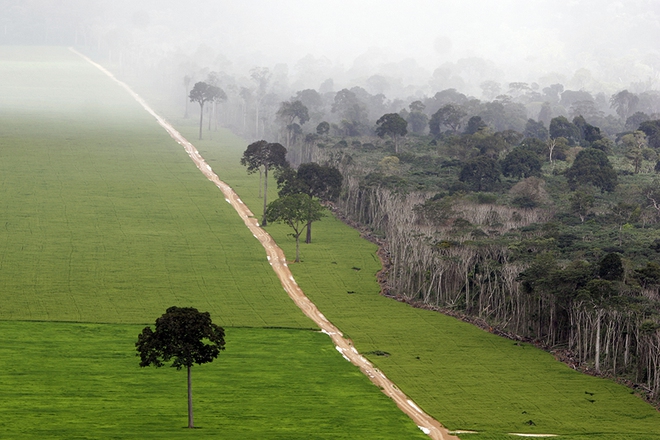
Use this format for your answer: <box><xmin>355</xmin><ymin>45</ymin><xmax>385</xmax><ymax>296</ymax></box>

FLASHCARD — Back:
<box><xmin>72</xmin><ymin>47</ymin><xmax>458</xmax><ymax>440</ymax></box>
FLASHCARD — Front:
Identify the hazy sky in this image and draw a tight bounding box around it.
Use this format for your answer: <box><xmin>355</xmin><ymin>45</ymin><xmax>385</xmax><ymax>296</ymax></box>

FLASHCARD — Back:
<box><xmin>6</xmin><ymin>0</ymin><xmax>660</xmax><ymax>92</ymax></box>
<box><xmin>193</xmin><ymin>1</ymin><xmax>658</xmax><ymax>69</ymax></box>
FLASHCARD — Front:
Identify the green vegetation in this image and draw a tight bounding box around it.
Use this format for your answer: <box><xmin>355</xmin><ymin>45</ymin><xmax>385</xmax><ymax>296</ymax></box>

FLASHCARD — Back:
<box><xmin>5</xmin><ymin>46</ymin><xmax>660</xmax><ymax>440</ymax></box>
<box><xmin>0</xmin><ymin>47</ymin><xmax>307</xmax><ymax>327</ymax></box>
<box><xmin>190</xmin><ymin>121</ymin><xmax>660</xmax><ymax>439</ymax></box>
<box><xmin>0</xmin><ymin>46</ymin><xmax>427</xmax><ymax>439</ymax></box>
<box><xmin>0</xmin><ymin>321</ymin><xmax>426</xmax><ymax>439</ymax></box>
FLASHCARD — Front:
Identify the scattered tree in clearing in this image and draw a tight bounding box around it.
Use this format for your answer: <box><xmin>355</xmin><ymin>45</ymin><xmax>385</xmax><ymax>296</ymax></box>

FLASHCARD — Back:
<box><xmin>375</xmin><ymin>113</ymin><xmax>407</xmax><ymax>153</ymax></box>
<box><xmin>240</xmin><ymin>140</ymin><xmax>289</xmax><ymax>226</ymax></box>
<box><xmin>136</xmin><ymin>306</ymin><xmax>225</xmax><ymax>429</ymax></box>
<box><xmin>189</xmin><ymin>81</ymin><xmax>227</xmax><ymax>140</ymax></box>
<box><xmin>276</xmin><ymin>163</ymin><xmax>342</xmax><ymax>243</ymax></box>
<box><xmin>266</xmin><ymin>193</ymin><xmax>325</xmax><ymax>262</ymax></box>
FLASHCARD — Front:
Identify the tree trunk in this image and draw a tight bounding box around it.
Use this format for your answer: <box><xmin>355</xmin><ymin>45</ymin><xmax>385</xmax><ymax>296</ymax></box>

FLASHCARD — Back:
<box><xmin>295</xmin><ymin>233</ymin><xmax>301</xmax><ymax>262</ymax></box>
<box><xmin>198</xmin><ymin>103</ymin><xmax>204</xmax><ymax>140</ymax></box>
<box><xmin>262</xmin><ymin>165</ymin><xmax>269</xmax><ymax>226</ymax></box>
<box><xmin>595</xmin><ymin>310</ymin><xmax>602</xmax><ymax>373</ymax></box>
<box><xmin>306</xmin><ymin>221</ymin><xmax>312</xmax><ymax>244</ymax></box>
<box><xmin>187</xmin><ymin>365</ymin><xmax>194</xmax><ymax>428</ymax></box>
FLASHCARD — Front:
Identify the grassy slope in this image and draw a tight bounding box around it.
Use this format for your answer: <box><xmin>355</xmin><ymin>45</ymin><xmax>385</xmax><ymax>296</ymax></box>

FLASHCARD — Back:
<box><xmin>0</xmin><ymin>46</ymin><xmax>427</xmax><ymax>439</ymax></box>
<box><xmin>180</xmin><ymin>111</ymin><xmax>660</xmax><ymax>438</ymax></box>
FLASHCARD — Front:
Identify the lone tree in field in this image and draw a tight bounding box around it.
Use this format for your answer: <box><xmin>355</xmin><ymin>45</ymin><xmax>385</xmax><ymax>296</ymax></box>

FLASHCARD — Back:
<box><xmin>240</xmin><ymin>140</ymin><xmax>289</xmax><ymax>226</ymax></box>
<box><xmin>266</xmin><ymin>193</ymin><xmax>325</xmax><ymax>262</ymax></box>
<box><xmin>136</xmin><ymin>306</ymin><xmax>225</xmax><ymax>429</ymax></box>
<box><xmin>189</xmin><ymin>81</ymin><xmax>226</xmax><ymax>140</ymax></box>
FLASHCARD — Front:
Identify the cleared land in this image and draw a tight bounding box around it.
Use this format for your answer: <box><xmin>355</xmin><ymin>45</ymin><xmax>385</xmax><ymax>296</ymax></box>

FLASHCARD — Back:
<box><xmin>0</xmin><ymin>46</ymin><xmax>427</xmax><ymax>439</ymax></box>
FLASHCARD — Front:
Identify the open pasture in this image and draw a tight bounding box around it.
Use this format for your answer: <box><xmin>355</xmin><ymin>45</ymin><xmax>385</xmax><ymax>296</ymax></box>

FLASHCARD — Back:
<box><xmin>0</xmin><ymin>321</ymin><xmax>427</xmax><ymax>439</ymax></box>
<box><xmin>0</xmin><ymin>46</ymin><xmax>310</xmax><ymax>327</ymax></box>
<box><xmin>0</xmin><ymin>46</ymin><xmax>429</xmax><ymax>439</ymax></box>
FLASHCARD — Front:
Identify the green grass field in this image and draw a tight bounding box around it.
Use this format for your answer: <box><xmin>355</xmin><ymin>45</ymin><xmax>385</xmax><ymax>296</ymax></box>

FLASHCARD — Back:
<box><xmin>0</xmin><ymin>46</ymin><xmax>428</xmax><ymax>439</ymax></box>
<box><xmin>0</xmin><ymin>321</ymin><xmax>426</xmax><ymax>439</ymax></box>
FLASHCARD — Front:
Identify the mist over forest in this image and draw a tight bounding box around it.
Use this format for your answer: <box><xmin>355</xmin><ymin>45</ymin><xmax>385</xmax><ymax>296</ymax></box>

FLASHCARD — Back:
<box><xmin>4</xmin><ymin>0</ymin><xmax>659</xmax><ymax>101</ymax></box>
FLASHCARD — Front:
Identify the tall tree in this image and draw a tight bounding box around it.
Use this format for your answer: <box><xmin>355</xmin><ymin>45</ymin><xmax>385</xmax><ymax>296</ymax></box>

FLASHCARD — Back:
<box><xmin>250</xmin><ymin>67</ymin><xmax>271</xmax><ymax>138</ymax></box>
<box><xmin>459</xmin><ymin>155</ymin><xmax>501</xmax><ymax>191</ymax></box>
<box><xmin>331</xmin><ymin>89</ymin><xmax>368</xmax><ymax>136</ymax></box>
<box><xmin>265</xmin><ymin>193</ymin><xmax>325</xmax><ymax>262</ymax></box>
<box><xmin>610</xmin><ymin>90</ymin><xmax>639</xmax><ymax>120</ymax></box>
<box><xmin>277</xmin><ymin>100</ymin><xmax>310</xmax><ymax>147</ymax></box>
<box><xmin>375</xmin><ymin>113</ymin><xmax>408</xmax><ymax>153</ymax></box>
<box><xmin>277</xmin><ymin>163</ymin><xmax>342</xmax><ymax>243</ymax></box>
<box><xmin>501</xmin><ymin>147</ymin><xmax>542</xmax><ymax>179</ymax></box>
<box><xmin>136</xmin><ymin>306</ymin><xmax>225</xmax><ymax>429</ymax></box>
<box><xmin>241</xmin><ymin>141</ymin><xmax>289</xmax><ymax>226</ymax></box>
<box><xmin>189</xmin><ymin>81</ymin><xmax>226</xmax><ymax>140</ymax></box>
<box><xmin>429</xmin><ymin>103</ymin><xmax>466</xmax><ymax>136</ymax></box>
<box><xmin>549</xmin><ymin>116</ymin><xmax>580</xmax><ymax>145</ymax></box>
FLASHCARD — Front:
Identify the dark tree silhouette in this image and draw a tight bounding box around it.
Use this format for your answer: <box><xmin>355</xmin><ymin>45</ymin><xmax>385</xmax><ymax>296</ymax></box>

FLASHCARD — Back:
<box><xmin>459</xmin><ymin>155</ymin><xmax>501</xmax><ymax>191</ymax></box>
<box><xmin>241</xmin><ymin>141</ymin><xmax>289</xmax><ymax>226</ymax></box>
<box><xmin>565</xmin><ymin>148</ymin><xmax>617</xmax><ymax>192</ymax></box>
<box><xmin>136</xmin><ymin>306</ymin><xmax>225</xmax><ymax>429</ymax></box>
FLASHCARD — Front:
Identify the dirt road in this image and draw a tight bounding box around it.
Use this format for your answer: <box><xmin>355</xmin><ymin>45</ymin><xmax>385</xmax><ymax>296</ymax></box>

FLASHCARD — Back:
<box><xmin>72</xmin><ymin>48</ymin><xmax>459</xmax><ymax>440</ymax></box>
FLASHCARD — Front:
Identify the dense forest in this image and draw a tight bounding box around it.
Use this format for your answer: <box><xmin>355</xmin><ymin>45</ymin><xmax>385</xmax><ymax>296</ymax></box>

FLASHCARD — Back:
<box><xmin>180</xmin><ymin>72</ymin><xmax>660</xmax><ymax>404</ymax></box>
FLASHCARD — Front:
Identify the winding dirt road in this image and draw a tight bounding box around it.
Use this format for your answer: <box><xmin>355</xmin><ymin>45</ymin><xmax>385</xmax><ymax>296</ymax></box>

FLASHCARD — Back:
<box><xmin>72</xmin><ymin>48</ymin><xmax>458</xmax><ymax>440</ymax></box>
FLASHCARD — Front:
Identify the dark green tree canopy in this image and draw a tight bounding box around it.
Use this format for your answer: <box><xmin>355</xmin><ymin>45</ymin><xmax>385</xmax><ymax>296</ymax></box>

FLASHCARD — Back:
<box><xmin>277</xmin><ymin>163</ymin><xmax>343</xmax><ymax>200</ymax></box>
<box><xmin>501</xmin><ymin>147</ymin><xmax>543</xmax><ymax>179</ymax></box>
<box><xmin>549</xmin><ymin>116</ymin><xmax>580</xmax><ymax>145</ymax></box>
<box><xmin>573</xmin><ymin>115</ymin><xmax>603</xmax><ymax>145</ymax></box>
<box><xmin>136</xmin><ymin>306</ymin><xmax>225</xmax><ymax>369</ymax></box>
<box><xmin>241</xmin><ymin>140</ymin><xmax>289</xmax><ymax>226</ymax></box>
<box><xmin>599</xmin><ymin>253</ymin><xmax>624</xmax><ymax>282</ymax></box>
<box><xmin>240</xmin><ymin>140</ymin><xmax>288</xmax><ymax>174</ymax></box>
<box><xmin>375</xmin><ymin>113</ymin><xmax>408</xmax><ymax>152</ymax></box>
<box><xmin>189</xmin><ymin>81</ymin><xmax>227</xmax><ymax>140</ymax></box>
<box><xmin>464</xmin><ymin>115</ymin><xmax>487</xmax><ymax>135</ymax></box>
<box><xmin>523</xmin><ymin>119</ymin><xmax>549</xmax><ymax>141</ymax></box>
<box><xmin>316</xmin><ymin>121</ymin><xmax>330</xmax><ymax>136</ymax></box>
<box><xmin>565</xmin><ymin>148</ymin><xmax>618</xmax><ymax>192</ymax></box>
<box><xmin>429</xmin><ymin>103</ymin><xmax>467</xmax><ymax>136</ymax></box>
<box><xmin>459</xmin><ymin>155</ymin><xmax>501</xmax><ymax>191</ymax></box>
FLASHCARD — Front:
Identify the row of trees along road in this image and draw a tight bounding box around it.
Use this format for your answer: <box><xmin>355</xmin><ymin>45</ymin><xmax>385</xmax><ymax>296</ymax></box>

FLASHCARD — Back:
<box><xmin>240</xmin><ymin>141</ymin><xmax>342</xmax><ymax>262</ymax></box>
